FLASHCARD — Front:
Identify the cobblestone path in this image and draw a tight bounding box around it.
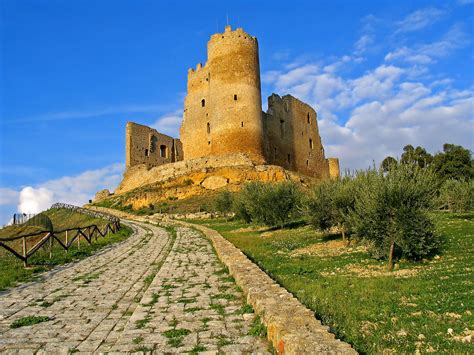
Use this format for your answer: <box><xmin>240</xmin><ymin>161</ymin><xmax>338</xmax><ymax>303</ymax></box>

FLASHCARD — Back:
<box><xmin>0</xmin><ymin>221</ymin><xmax>269</xmax><ymax>353</ymax></box>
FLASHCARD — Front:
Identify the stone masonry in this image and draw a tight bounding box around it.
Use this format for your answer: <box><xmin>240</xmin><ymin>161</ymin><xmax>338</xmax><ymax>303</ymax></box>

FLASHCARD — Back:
<box><xmin>124</xmin><ymin>25</ymin><xmax>340</xmax><ymax>179</ymax></box>
<box><xmin>0</xmin><ymin>221</ymin><xmax>269</xmax><ymax>353</ymax></box>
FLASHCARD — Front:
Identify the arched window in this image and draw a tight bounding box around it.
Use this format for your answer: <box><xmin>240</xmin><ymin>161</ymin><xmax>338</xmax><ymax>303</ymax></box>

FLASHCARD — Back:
<box><xmin>234</xmin><ymin>94</ymin><xmax>238</xmax><ymax>101</ymax></box>
<box><xmin>307</xmin><ymin>113</ymin><xmax>311</xmax><ymax>124</ymax></box>
<box><xmin>201</xmin><ymin>99</ymin><xmax>205</xmax><ymax>107</ymax></box>
<box><xmin>207</xmin><ymin>122</ymin><xmax>210</xmax><ymax>133</ymax></box>
<box><xmin>309</xmin><ymin>139</ymin><xmax>313</xmax><ymax>149</ymax></box>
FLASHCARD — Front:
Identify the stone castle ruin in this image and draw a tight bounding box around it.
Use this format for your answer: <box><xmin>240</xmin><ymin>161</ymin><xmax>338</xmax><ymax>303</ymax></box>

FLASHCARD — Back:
<box><xmin>122</xmin><ymin>26</ymin><xmax>339</xmax><ymax>195</ymax></box>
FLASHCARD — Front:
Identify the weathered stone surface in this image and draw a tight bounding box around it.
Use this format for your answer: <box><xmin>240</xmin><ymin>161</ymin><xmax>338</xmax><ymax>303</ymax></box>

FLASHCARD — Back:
<box><xmin>0</xmin><ymin>219</ymin><xmax>269</xmax><ymax>353</ymax></box>
<box><xmin>200</xmin><ymin>175</ymin><xmax>229</xmax><ymax>190</ymax></box>
<box><xmin>94</xmin><ymin>189</ymin><xmax>112</xmax><ymax>201</ymax></box>
<box><xmin>173</xmin><ymin>219</ymin><xmax>358</xmax><ymax>355</ymax></box>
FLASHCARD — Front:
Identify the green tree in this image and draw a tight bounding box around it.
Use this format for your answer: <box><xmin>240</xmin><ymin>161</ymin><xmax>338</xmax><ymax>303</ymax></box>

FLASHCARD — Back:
<box><xmin>381</xmin><ymin>156</ymin><xmax>398</xmax><ymax>172</ymax></box>
<box><xmin>350</xmin><ymin>164</ymin><xmax>441</xmax><ymax>270</ymax></box>
<box><xmin>432</xmin><ymin>144</ymin><xmax>473</xmax><ymax>181</ymax></box>
<box><xmin>233</xmin><ymin>182</ymin><xmax>301</xmax><ymax>228</ymax></box>
<box><xmin>214</xmin><ymin>190</ymin><xmax>233</xmax><ymax>218</ymax></box>
<box><xmin>436</xmin><ymin>179</ymin><xmax>474</xmax><ymax>212</ymax></box>
<box><xmin>400</xmin><ymin>145</ymin><xmax>433</xmax><ymax>168</ymax></box>
<box><xmin>307</xmin><ymin>177</ymin><xmax>356</xmax><ymax>241</ymax></box>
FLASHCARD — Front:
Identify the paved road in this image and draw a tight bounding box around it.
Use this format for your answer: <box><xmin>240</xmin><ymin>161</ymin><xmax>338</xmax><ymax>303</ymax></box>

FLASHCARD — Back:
<box><xmin>0</xmin><ymin>220</ymin><xmax>269</xmax><ymax>353</ymax></box>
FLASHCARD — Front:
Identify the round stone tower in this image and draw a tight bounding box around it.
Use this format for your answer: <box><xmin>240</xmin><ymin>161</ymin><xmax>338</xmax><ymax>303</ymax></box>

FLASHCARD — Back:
<box><xmin>180</xmin><ymin>26</ymin><xmax>265</xmax><ymax>162</ymax></box>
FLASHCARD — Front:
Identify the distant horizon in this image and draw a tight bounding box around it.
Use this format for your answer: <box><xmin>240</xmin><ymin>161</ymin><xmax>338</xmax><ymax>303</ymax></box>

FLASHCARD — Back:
<box><xmin>1</xmin><ymin>0</ymin><xmax>473</xmax><ymax>224</ymax></box>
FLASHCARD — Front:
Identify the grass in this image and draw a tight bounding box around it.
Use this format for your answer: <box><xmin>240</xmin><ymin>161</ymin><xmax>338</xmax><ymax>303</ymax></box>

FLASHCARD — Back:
<box><xmin>0</xmin><ymin>208</ymin><xmax>133</xmax><ymax>290</ymax></box>
<box><xmin>162</xmin><ymin>328</ymin><xmax>191</xmax><ymax>347</ymax></box>
<box><xmin>248</xmin><ymin>316</ymin><xmax>267</xmax><ymax>337</ymax></box>
<box><xmin>93</xmin><ymin>184</ymin><xmax>219</xmax><ymax>215</ymax></box>
<box><xmin>196</xmin><ymin>212</ymin><xmax>474</xmax><ymax>354</ymax></box>
<box><xmin>10</xmin><ymin>315</ymin><xmax>50</xmax><ymax>328</ymax></box>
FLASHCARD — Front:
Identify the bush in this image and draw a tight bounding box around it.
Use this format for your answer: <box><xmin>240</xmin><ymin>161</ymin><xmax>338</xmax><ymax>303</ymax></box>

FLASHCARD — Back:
<box><xmin>349</xmin><ymin>164</ymin><xmax>442</xmax><ymax>269</ymax></box>
<box><xmin>214</xmin><ymin>190</ymin><xmax>233</xmax><ymax>215</ymax></box>
<box><xmin>436</xmin><ymin>179</ymin><xmax>474</xmax><ymax>212</ymax></box>
<box><xmin>307</xmin><ymin>177</ymin><xmax>357</xmax><ymax>240</ymax></box>
<box><xmin>233</xmin><ymin>182</ymin><xmax>302</xmax><ymax>228</ymax></box>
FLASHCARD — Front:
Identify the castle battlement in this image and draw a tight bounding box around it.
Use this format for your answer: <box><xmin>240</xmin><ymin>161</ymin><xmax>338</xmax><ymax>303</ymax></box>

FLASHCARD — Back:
<box><xmin>125</xmin><ymin>26</ymin><xmax>339</xmax><ymax>180</ymax></box>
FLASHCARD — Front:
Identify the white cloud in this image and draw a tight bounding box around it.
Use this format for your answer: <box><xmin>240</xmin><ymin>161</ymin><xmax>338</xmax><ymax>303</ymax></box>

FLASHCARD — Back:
<box><xmin>386</xmin><ymin>24</ymin><xmax>469</xmax><ymax>64</ymax></box>
<box><xmin>151</xmin><ymin>110</ymin><xmax>183</xmax><ymax>137</ymax></box>
<box><xmin>262</xmin><ymin>58</ymin><xmax>473</xmax><ymax>171</ymax></box>
<box><xmin>18</xmin><ymin>187</ymin><xmax>54</xmax><ymax>214</ymax></box>
<box><xmin>354</xmin><ymin>35</ymin><xmax>374</xmax><ymax>55</ymax></box>
<box><xmin>0</xmin><ymin>163</ymin><xmax>124</xmax><ymax>223</ymax></box>
<box><xmin>395</xmin><ymin>7</ymin><xmax>445</xmax><ymax>33</ymax></box>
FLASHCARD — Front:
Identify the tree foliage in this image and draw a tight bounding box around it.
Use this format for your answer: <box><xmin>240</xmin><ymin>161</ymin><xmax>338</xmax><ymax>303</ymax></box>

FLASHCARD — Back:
<box><xmin>436</xmin><ymin>179</ymin><xmax>474</xmax><ymax>212</ymax></box>
<box><xmin>307</xmin><ymin>177</ymin><xmax>356</xmax><ymax>240</ymax></box>
<box><xmin>214</xmin><ymin>190</ymin><xmax>233</xmax><ymax>215</ymax></box>
<box><xmin>349</xmin><ymin>164</ymin><xmax>442</xmax><ymax>269</ymax></box>
<box><xmin>232</xmin><ymin>181</ymin><xmax>302</xmax><ymax>228</ymax></box>
<box><xmin>432</xmin><ymin>144</ymin><xmax>473</xmax><ymax>181</ymax></box>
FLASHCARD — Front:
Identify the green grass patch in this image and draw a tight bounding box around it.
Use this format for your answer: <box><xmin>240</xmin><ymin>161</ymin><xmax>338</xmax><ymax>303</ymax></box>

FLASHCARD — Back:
<box><xmin>10</xmin><ymin>315</ymin><xmax>50</xmax><ymax>328</ymax></box>
<box><xmin>198</xmin><ymin>213</ymin><xmax>474</xmax><ymax>353</ymax></box>
<box><xmin>248</xmin><ymin>315</ymin><xmax>267</xmax><ymax>337</ymax></box>
<box><xmin>162</xmin><ymin>328</ymin><xmax>191</xmax><ymax>347</ymax></box>
<box><xmin>0</xmin><ymin>209</ymin><xmax>132</xmax><ymax>290</ymax></box>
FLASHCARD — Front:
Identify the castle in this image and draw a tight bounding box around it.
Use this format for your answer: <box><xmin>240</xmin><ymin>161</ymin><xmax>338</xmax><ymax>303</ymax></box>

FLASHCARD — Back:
<box><xmin>126</xmin><ymin>26</ymin><xmax>339</xmax><ymax>179</ymax></box>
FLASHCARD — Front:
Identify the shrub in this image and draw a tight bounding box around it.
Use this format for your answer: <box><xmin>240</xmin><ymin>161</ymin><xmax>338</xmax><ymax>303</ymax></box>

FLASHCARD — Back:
<box><xmin>307</xmin><ymin>177</ymin><xmax>357</xmax><ymax>241</ymax></box>
<box><xmin>436</xmin><ymin>179</ymin><xmax>474</xmax><ymax>212</ymax></box>
<box><xmin>349</xmin><ymin>164</ymin><xmax>442</xmax><ymax>269</ymax></box>
<box><xmin>214</xmin><ymin>190</ymin><xmax>233</xmax><ymax>215</ymax></box>
<box><xmin>233</xmin><ymin>181</ymin><xmax>302</xmax><ymax>228</ymax></box>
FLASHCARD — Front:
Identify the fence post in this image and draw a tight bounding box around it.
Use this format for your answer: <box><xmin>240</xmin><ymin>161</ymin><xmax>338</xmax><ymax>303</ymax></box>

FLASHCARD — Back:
<box><xmin>65</xmin><ymin>230</ymin><xmax>68</xmax><ymax>253</ymax></box>
<box><xmin>49</xmin><ymin>233</ymin><xmax>53</xmax><ymax>259</ymax></box>
<box><xmin>22</xmin><ymin>237</ymin><xmax>27</xmax><ymax>267</ymax></box>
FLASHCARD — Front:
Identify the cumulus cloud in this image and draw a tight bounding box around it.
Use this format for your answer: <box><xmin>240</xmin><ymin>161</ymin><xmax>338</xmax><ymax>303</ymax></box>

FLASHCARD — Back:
<box><xmin>262</xmin><ymin>59</ymin><xmax>473</xmax><ymax>171</ymax></box>
<box><xmin>151</xmin><ymin>110</ymin><xmax>183</xmax><ymax>137</ymax></box>
<box><xmin>0</xmin><ymin>163</ymin><xmax>124</xmax><ymax>223</ymax></box>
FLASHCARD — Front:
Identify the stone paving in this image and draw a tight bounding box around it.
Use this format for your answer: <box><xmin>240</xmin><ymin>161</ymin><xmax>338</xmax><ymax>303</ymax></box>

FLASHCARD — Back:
<box><xmin>0</xmin><ymin>221</ymin><xmax>269</xmax><ymax>353</ymax></box>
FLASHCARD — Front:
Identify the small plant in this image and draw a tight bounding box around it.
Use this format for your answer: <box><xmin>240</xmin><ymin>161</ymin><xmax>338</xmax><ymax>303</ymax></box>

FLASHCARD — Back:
<box><xmin>238</xmin><ymin>304</ymin><xmax>254</xmax><ymax>314</ymax></box>
<box><xmin>135</xmin><ymin>315</ymin><xmax>151</xmax><ymax>329</ymax></box>
<box><xmin>132</xmin><ymin>336</ymin><xmax>144</xmax><ymax>344</ymax></box>
<box><xmin>248</xmin><ymin>315</ymin><xmax>267</xmax><ymax>337</ymax></box>
<box><xmin>10</xmin><ymin>315</ymin><xmax>50</xmax><ymax>328</ymax></box>
<box><xmin>210</xmin><ymin>303</ymin><xmax>226</xmax><ymax>316</ymax></box>
<box><xmin>190</xmin><ymin>344</ymin><xmax>207</xmax><ymax>354</ymax></box>
<box><xmin>162</xmin><ymin>328</ymin><xmax>191</xmax><ymax>347</ymax></box>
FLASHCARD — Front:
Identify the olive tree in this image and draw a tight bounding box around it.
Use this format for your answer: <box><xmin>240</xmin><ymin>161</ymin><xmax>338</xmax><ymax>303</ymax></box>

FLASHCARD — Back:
<box><xmin>350</xmin><ymin>164</ymin><xmax>441</xmax><ymax>270</ymax></box>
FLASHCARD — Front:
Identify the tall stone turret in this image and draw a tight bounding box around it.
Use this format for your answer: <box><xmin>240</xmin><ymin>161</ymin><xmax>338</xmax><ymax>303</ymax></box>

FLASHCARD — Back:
<box><xmin>180</xmin><ymin>26</ymin><xmax>265</xmax><ymax>162</ymax></box>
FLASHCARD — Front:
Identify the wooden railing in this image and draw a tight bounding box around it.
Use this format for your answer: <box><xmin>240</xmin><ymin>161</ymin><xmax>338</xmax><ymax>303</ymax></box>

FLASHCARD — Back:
<box><xmin>0</xmin><ymin>203</ymin><xmax>121</xmax><ymax>266</ymax></box>
<box><xmin>0</xmin><ymin>221</ymin><xmax>120</xmax><ymax>266</ymax></box>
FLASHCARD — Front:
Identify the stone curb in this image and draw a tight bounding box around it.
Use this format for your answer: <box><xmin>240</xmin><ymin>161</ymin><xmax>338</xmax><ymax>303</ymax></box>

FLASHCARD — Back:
<box><xmin>173</xmin><ymin>220</ymin><xmax>357</xmax><ymax>355</ymax></box>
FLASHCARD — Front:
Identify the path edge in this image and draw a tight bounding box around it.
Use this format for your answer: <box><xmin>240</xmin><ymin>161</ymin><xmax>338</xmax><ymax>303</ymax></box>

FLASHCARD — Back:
<box><xmin>173</xmin><ymin>219</ymin><xmax>357</xmax><ymax>355</ymax></box>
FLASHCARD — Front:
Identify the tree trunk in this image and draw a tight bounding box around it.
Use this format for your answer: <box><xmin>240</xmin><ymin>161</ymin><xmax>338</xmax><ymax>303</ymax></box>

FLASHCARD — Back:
<box><xmin>387</xmin><ymin>240</ymin><xmax>395</xmax><ymax>271</ymax></box>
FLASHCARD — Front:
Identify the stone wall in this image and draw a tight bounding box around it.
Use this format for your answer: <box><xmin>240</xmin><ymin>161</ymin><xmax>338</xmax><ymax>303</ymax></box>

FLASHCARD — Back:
<box><xmin>180</xmin><ymin>26</ymin><xmax>265</xmax><ymax>163</ymax></box>
<box><xmin>328</xmin><ymin>158</ymin><xmax>340</xmax><ymax>179</ymax></box>
<box><xmin>263</xmin><ymin>94</ymin><xmax>330</xmax><ymax>179</ymax></box>
<box><xmin>126</xmin><ymin>122</ymin><xmax>183</xmax><ymax>169</ymax></box>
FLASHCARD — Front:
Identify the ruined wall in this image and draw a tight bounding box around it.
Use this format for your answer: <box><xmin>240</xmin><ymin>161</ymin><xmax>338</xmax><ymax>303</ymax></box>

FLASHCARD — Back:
<box><xmin>126</xmin><ymin>122</ymin><xmax>183</xmax><ymax>169</ymax></box>
<box><xmin>327</xmin><ymin>158</ymin><xmax>340</xmax><ymax>179</ymax></box>
<box><xmin>180</xmin><ymin>26</ymin><xmax>265</xmax><ymax>163</ymax></box>
<box><xmin>263</xmin><ymin>94</ymin><xmax>330</xmax><ymax>179</ymax></box>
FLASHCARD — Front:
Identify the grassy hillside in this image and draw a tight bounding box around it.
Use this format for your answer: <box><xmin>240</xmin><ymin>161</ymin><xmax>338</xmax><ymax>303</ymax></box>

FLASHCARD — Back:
<box><xmin>192</xmin><ymin>212</ymin><xmax>473</xmax><ymax>353</ymax></box>
<box><xmin>0</xmin><ymin>208</ymin><xmax>132</xmax><ymax>290</ymax></box>
<box><xmin>94</xmin><ymin>191</ymin><xmax>220</xmax><ymax>215</ymax></box>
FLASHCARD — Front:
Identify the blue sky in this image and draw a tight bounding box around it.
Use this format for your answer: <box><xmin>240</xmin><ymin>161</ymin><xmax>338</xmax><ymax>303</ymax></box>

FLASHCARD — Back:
<box><xmin>1</xmin><ymin>0</ymin><xmax>473</xmax><ymax>223</ymax></box>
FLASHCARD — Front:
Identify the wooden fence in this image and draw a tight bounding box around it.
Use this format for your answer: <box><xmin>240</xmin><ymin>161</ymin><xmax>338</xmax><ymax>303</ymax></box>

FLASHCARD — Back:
<box><xmin>0</xmin><ymin>204</ymin><xmax>121</xmax><ymax>266</ymax></box>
